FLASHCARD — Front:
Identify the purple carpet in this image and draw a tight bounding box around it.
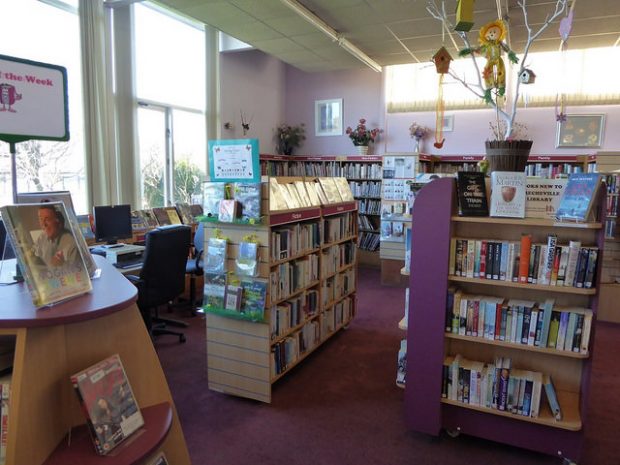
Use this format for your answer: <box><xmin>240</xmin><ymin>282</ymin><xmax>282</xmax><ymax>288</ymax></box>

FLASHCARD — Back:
<box><xmin>155</xmin><ymin>267</ymin><xmax>620</xmax><ymax>465</ymax></box>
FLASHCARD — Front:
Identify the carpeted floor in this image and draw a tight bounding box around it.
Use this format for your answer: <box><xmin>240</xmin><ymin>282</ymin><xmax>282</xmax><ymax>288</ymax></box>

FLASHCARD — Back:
<box><xmin>155</xmin><ymin>266</ymin><xmax>620</xmax><ymax>465</ymax></box>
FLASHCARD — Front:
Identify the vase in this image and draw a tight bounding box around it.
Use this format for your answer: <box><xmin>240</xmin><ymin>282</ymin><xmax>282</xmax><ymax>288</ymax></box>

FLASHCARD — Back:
<box><xmin>414</xmin><ymin>138</ymin><xmax>421</xmax><ymax>154</ymax></box>
<box><xmin>484</xmin><ymin>140</ymin><xmax>533</xmax><ymax>173</ymax></box>
<box><xmin>356</xmin><ymin>145</ymin><xmax>369</xmax><ymax>156</ymax></box>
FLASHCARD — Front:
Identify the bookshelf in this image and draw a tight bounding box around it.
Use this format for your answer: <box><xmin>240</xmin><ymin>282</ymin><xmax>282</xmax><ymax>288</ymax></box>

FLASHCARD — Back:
<box><xmin>260</xmin><ymin>154</ymin><xmax>381</xmax><ymax>265</ymax></box>
<box><xmin>204</xmin><ymin>180</ymin><xmax>357</xmax><ymax>403</ymax></box>
<box><xmin>404</xmin><ymin>177</ymin><xmax>604</xmax><ymax>463</ymax></box>
<box><xmin>0</xmin><ymin>256</ymin><xmax>190</xmax><ymax>465</ymax></box>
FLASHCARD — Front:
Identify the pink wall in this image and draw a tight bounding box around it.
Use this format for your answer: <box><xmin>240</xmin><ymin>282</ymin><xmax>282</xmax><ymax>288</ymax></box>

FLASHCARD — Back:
<box><xmin>219</xmin><ymin>50</ymin><xmax>286</xmax><ymax>154</ymax></box>
<box><xmin>285</xmin><ymin>66</ymin><xmax>384</xmax><ymax>155</ymax></box>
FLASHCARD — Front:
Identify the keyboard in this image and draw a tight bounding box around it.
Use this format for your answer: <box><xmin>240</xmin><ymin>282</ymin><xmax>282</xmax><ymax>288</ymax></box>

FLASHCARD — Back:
<box><xmin>113</xmin><ymin>259</ymin><xmax>144</xmax><ymax>269</ymax></box>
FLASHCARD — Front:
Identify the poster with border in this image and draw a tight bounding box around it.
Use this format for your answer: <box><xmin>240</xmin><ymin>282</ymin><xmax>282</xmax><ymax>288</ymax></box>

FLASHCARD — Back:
<box><xmin>0</xmin><ymin>54</ymin><xmax>69</xmax><ymax>144</ymax></box>
<box><xmin>208</xmin><ymin>139</ymin><xmax>260</xmax><ymax>183</ymax></box>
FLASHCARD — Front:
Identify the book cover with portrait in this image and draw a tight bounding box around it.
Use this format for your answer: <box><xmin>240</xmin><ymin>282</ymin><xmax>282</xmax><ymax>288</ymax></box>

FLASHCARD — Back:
<box><xmin>71</xmin><ymin>354</ymin><xmax>144</xmax><ymax>455</ymax></box>
<box><xmin>0</xmin><ymin>202</ymin><xmax>92</xmax><ymax>307</ymax></box>
<box><xmin>489</xmin><ymin>172</ymin><xmax>526</xmax><ymax>218</ymax></box>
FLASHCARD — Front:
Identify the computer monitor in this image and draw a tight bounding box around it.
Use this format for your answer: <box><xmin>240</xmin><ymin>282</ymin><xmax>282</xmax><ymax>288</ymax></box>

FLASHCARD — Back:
<box><xmin>93</xmin><ymin>204</ymin><xmax>133</xmax><ymax>246</ymax></box>
<box><xmin>0</xmin><ymin>218</ymin><xmax>15</xmax><ymax>260</ymax></box>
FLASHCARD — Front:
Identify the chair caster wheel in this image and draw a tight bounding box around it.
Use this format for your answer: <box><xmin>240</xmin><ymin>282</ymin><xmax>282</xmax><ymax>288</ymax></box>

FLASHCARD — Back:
<box><xmin>180</xmin><ymin>334</ymin><xmax>187</xmax><ymax>343</ymax></box>
<box><xmin>446</xmin><ymin>428</ymin><xmax>460</xmax><ymax>438</ymax></box>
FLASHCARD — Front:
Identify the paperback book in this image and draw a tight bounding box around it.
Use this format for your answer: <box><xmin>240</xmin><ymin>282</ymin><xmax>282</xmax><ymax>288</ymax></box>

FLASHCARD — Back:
<box><xmin>456</xmin><ymin>172</ymin><xmax>489</xmax><ymax>216</ymax></box>
<box><xmin>218</xmin><ymin>199</ymin><xmax>239</xmax><ymax>223</ymax></box>
<box><xmin>235</xmin><ymin>241</ymin><xmax>259</xmax><ymax>277</ymax></box>
<box><xmin>489</xmin><ymin>171</ymin><xmax>526</xmax><ymax>218</ymax></box>
<box><xmin>240</xmin><ymin>277</ymin><xmax>268</xmax><ymax>320</ymax></box>
<box><xmin>204</xmin><ymin>272</ymin><xmax>227</xmax><ymax>309</ymax></box>
<box><xmin>76</xmin><ymin>214</ymin><xmax>95</xmax><ymax>240</ymax></box>
<box><xmin>205</xmin><ymin>238</ymin><xmax>228</xmax><ymax>273</ymax></box>
<box><xmin>202</xmin><ymin>182</ymin><xmax>227</xmax><ymax>218</ymax></box>
<box><xmin>163</xmin><ymin>206</ymin><xmax>182</xmax><ymax>225</ymax></box>
<box><xmin>556</xmin><ymin>173</ymin><xmax>602</xmax><ymax>222</ymax></box>
<box><xmin>175</xmin><ymin>202</ymin><xmax>194</xmax><ymax>225</ymax></box>
<box><xmin>1</xmin><ymin>203</ymin><xmax>92</xmax><ymax>308</ymax></box>
<box><xmin>234</xmin><ymin>182</ymin><xmax>262</xmax><ymax>221</ymax></box>
<box><xmin>70</xmin><ymin>354</ymin><xmax>144</xmax><ymax>456</ymax></box>
<box><xmin>151</xmin><ymin>207</ymin><xmax>171</xmax><ymax>226</ymax></box>
<box><xmin>525</xmin><ymin>178</ymin><xmax>567</xmax><ymax>219</ymax></box>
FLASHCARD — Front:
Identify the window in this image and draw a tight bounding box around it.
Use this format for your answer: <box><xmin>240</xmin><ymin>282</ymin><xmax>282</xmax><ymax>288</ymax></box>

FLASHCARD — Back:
<box><xmin>134</xmin><ymin>3</ymin><xmax>206</xmax><ymax>209</ymax></box>
<box><xmin>0</xmin><ymin>0</ymin><xmax>87</xmax><ymax>213</ymax></box>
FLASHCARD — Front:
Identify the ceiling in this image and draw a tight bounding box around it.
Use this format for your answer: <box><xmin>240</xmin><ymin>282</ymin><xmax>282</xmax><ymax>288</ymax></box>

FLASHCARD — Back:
<box><xmin>153</xmin><ymin>0</ymin><xmax>620</xmax><ymax>73</ymax></box>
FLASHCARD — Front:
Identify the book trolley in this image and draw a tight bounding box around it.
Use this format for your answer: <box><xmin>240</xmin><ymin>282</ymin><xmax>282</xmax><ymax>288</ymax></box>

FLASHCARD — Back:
<box><xmin>204</xmin><ymin>179</ymin><xmax>358</xmax><ymax>403</ymax></box>
<box><xmin>405</xmin><ymin>178</ymin><xmax>604</xmax><ymax>465</ymax></box>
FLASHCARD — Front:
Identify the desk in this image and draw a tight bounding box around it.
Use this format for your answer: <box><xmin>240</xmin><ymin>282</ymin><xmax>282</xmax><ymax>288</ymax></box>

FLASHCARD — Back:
<box><xmin>0</xmin><ymin>255</ymin><xmax>191</xmax><ymax>465</ymax></box>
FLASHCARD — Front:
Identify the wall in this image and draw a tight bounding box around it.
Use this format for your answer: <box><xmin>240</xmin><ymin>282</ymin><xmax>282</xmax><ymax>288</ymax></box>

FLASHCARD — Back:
<box><xmin>284</xmin><ymin>66</ymin><xmax>383</xmax><ymax>155</ymax></box>
<box><xmin>219</xmin><ymin>50</ymin><xmax>286</xmax><ymax>154</ymax></box>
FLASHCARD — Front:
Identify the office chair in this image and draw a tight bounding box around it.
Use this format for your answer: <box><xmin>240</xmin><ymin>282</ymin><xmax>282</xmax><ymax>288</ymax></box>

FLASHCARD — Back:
<box><xmin>185</xmin><ymin>222</ymin><xmax>204</xmax><ymax>315</ymax></box>
<box><xmin>127</xmin><ymin>224</ymin><xmax>191</xmax><ymax>343</ymax></box>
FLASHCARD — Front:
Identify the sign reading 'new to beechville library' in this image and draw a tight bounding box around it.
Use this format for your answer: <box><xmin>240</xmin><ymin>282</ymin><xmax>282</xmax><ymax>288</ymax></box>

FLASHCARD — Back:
<box><xmin>0</xmin><ymin>54</ymin><xmax>69</xmax><ymax>143</ymax></box>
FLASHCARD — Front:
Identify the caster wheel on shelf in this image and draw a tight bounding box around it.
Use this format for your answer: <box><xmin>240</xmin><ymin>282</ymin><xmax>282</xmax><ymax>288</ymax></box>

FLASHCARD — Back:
<box><xmin>445</xmin><ymin>428</ymin><xmax>460</xmax><ymax>438</ymax></box>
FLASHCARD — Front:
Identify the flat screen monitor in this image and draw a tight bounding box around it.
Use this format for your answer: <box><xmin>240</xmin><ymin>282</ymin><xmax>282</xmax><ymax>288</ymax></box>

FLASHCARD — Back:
<box><xmin>93</xmin><ymin>204</ymin><xmax>133</xmax><ymax>246</ymax></box>
<box><xmin>15</xmin><ymin>190</ymin><xmax>75</xmax><ymax>215</ymax></box>
<box><xmin>0</xmin><ymin>218</ymin><xmax>15</xmax><ymax>260</ymax></box>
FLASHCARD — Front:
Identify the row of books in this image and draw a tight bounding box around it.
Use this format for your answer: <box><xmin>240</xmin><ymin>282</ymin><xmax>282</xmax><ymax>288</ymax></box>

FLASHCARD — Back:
<box><xmin>525</xmin><ymin>163</ymin><xmax>583</xmax><ymax>178</ymax></box>
<box><xmin>449</xmin><ymin>235</ymin><xmax>599</xmax><ymax>289</ymax></box>
<box><xmin>321</xmin><ymin>242</ymin><xmax>356</xmax><ymax>277</ymax></box>
<box><xmin>322</xmin><ymin>296</ymin><xmax>354</xmax><ymax>335</ymax></box>
<box><xmin>271</xmin><ymin>319</ymin><xmax>320</xmax><ymax>376</ymax></box>
<box><xmin>269</xmin><ymin>254</ymin><xmax>320</xmax><ymax>302</ymax></box>
<box><xmin>358</xmin><ymin>199</ymin><xmax>381</xmax><ymax>215</ymax></box>
<box><xmin>445</xmin><ymin>292</ymin><xmax>593</xmax><ymax>354</ymax></box>
<box><xmin>442</xmin><ymin>355</ymin><xmax>562</xmax><ymax>421</ymax></box>
<box><xmin>269</xmin><ymin>177</ymin><xmax>354</xmax><ymax>212</ymax></box>
<box><xmin>357</xmin><ymin>215</ymin><xmax>377</xmax><ymax>232</ymax></box>
<box><xmin>0</xmin><ymin>374</ymin><xmax>10</xmax><ymax>464</ymax></box>
<box><xmin>323</xmin><ymin>212</ymin><xmax>356</xmax><ymax>244</ymax></box>
<box><xmin>270</xmin><ymin>222</ymin><xmax>321</xmax><ymax>262</ymax></box>
<box><xmin>349</xmin><ymin>181</ymin><xmax>381</xmax><ymax>198</ymax></box>
<box><xmin>288</xmin><ymin>161</ymin><xmax>341</xmax><ymax>177</ymax></box>
<box><xmin>203</xmin><ymin>182</ymin><xmax>261</xmax><ymax>222</ymax></box>
<box><xmin>270</xmin><ymin>290</ymin><xmax>319</xmax><ymax>340</ymax></box>
<box><xmin>358</xmin><ymin>231</ymin><xmax>380</xmax><ymax>251</ymax></box>
<box><xmin>341</xmin><ymin>162</ymin><xmax>382</xmax><ymax>180</ymax></box>
<box><xmin>203</xmin><ymin>273</ymin><xmax>268</xmax><ymax>319</ymax></box>
<box><xmin>320</xmin><ymin>268</ymin><xmax>355</xmax><ymax>308</ymax></box>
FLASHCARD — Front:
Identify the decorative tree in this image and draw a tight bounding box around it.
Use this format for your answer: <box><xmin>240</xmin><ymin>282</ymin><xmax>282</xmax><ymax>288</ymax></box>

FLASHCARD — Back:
<box><xmin>426</xmin><ymin>0</ymin><xmax>568</xmax><ymax>140</ymax></box>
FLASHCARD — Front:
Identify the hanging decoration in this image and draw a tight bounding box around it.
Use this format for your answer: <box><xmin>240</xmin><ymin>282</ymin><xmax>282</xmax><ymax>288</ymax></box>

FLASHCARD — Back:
<box><xmin>556</xmin><ymin>0</ymin><xmax>577</xmax><ymax>122</ymax></box>
<box><xmin>431</xmin><ymin>47</ymin><xmax>453</xmax><ymax>149</ymax></box>
<box><xmin>454</xmin><ymin>0</ymin><xmax>475</xmax><ymax>32</ymax></box>
<box><xmin>459</xmin><ymin>19</ymin><xmax>518</xmax><ymax>104</ymax></box>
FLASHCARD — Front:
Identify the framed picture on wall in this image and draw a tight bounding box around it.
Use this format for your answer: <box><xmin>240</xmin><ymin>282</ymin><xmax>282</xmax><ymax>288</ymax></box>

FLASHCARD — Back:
<box><xmin>441</xmin><ymin>115</ymin><xmax>454</xmax><ymax>132</ymax></box>
<box><xmin>556</xmin><ymin>114</ymin><xmax>605</xmax><ymax>148</ymax></box>
<box><xmin>315</xmin><ymin>98</ymin><xmax>343</xmax><ymax>136</ymax></box>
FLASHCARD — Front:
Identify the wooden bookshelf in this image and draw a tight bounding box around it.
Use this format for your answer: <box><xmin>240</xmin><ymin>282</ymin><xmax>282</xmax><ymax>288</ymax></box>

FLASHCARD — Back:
<box><xmin>404</xmin><ymin>178</ymin><xmax>604</xmax><ymax>463</ymax></box>
<box><xmin>204</xmin><ymin>180</ymin><xmax>358</xmax><ymax>403</ymax></box>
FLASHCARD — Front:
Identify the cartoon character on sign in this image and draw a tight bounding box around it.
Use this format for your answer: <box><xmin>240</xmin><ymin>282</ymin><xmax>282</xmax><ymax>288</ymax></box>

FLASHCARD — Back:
<box><xmin>0</xmin><ymin>83</ymin><xmax>22</xmax><ymax>112</ymax></box>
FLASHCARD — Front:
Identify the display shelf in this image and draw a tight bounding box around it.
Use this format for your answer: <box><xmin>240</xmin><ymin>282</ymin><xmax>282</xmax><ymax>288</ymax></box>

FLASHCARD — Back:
<box><xmin>451</xmin><ymin>216</ymin><xmax>603</xmax><ymax>229</ymax></box>
<box><xmin>448</xmin><ymin>276</ymin><xmax>597</xmax><ymax>295</ymax></box>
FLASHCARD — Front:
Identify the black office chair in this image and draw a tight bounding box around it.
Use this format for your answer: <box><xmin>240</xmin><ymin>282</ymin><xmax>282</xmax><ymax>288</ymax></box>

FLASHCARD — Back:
<box><xmin>127</xmin><ymin>224</ymin><xmax>191</xmax><ymax>343</ymax></box>
<box><xmin>185</xmin><ymin>222</ymin><xmax>204</xmax><ymax>314</ymax></box>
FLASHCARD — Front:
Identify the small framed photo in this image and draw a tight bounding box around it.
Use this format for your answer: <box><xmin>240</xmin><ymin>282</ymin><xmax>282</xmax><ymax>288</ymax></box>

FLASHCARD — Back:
<box><xmin>556</xmin><ymin>114</ymin><xmax>605</xmax><ymax>148</ymax></box>
<box><xmin>315</xmin><ymin>98</ymin><xmax>343</xmax><ymax>136</ymax></box>
<box><xmin>441</xmin><ymin>115</ymin><xmax>454</xmax><ymax>132</ymax></box>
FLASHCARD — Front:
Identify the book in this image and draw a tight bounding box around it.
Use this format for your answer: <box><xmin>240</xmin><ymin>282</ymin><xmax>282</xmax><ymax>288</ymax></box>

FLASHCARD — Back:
<box><xmin>234</xmin><ymin>182</ymin><xmax>262</xmax><ymax>221</ymax></box>
<box><xmin>189</xmin><ymin>204</ymin><xmax>203</xmax><ymax>217</ymax></box>
<box><xmin>489</xmin><ymin>171</ymin><xmax>526</xmax><ymax>218</ymax></box>
<box><xmin>175</xmin><ymin>202</ymin><xmax>194</xmax><ymax>224</ymax></box>
<box><xmin>525</xmin><ymin>178</ymin><xmax>567</xmax><ymax>219</ymax></box>
<box><xmin>224</xmin><ymin>284</ymin><xmax>243</xmax><ymax>311</ymax></box>
<box><xmin>140</xmin><ymin>209</ymin><xmax>159</xmax><ymax>228</ymax></box>
<box><xmin>77</xmin><ymin>214</ymin><xmax>95</xmax><ymax>240</ymax></box>
<box><xmin>333</xmin><ymin>177</ymin><xmax>355</xmax><ymax>202</ymax></box>
<box><xmin>218</xmin><ymin>199</ymin><xmax>239</xmax><ymax>222</ymax></box>
<box><xmin>205</xmin><ymin>238</ymin><xmax>228</xmax><ymax>273</ymax></box>
<box><xmin>70</xmin><ymin>354</ymin><xmax>144</xmax><ymax>455</ymax></box>
<box><xmin>269</xmin><ymin>178</ymin><xmax>288</xmax><ymax>211</ymax></box>
<box><xmin>293</xmin><ymin>181</ymin><xmax>311</xmax><ymax>207</ymax></box>
<box><xmin>396</xmin><ymin>339</ymin><xmax>407</xmax><ymax>387</ymax></box>
<box><xmin>1</xmin><ymin>203</ymin><xmax>93</xmax><ymax>308</ymax></box>
<box><xmin>556</xmin><ymin>173</ymin><xmax>602</xmax><ymax>222</ymax></box>
<box><xmin>543</xmin><ymin>374</ymin><xmax>562</xmax><ymax>420</ymax></box>
<box><xmin>304</xmin><ymin>181</ymin><xmax>322</xmax><ymax>206</ymax></box>
<box><xmin>130</xmin><ymin>210</ymin><xmax>148</xmax><ymax>232</ymax></box>
<box><xmin>0</xmin><ymin>373</ymin><xmax>11</xmax><ymax>464</ymax></box>
<box><xmin>235</xmin><ymin>241</ymin><xmax>259</xmax><ymax>277</ymax></box>
<box><xmin>456</xmin><ymin>171</ymin><xmax>489</xmax><ymax>216</ymax></box>
<box><xmin>240</xmin><ymin>278</ymin><xmax>268</xmax><ymax>319</ymax></box>
<box><xmin>518</xmin><ymin>234</ymin><xmax>532</xmax><ymax>283</ymax></box>
<box><xmin>164</xmin><ymin>206</ymin><xmax>182</xmax><ymax>225</ymax></box>
<box><xmin>203</xmin><ymin>272</ymin><xmax>227</xmax><ymax>309</ymax></box>
<box><xmin>151</xmin><ymin>207</ymin><xmax>171</xmax><ymax>226</ymax></box>
<box><xmin>203</xmin><ymin>182</ymin><xmax>227</xmax><ymax>218</ymax></box>
<box><xmin>318</xmin><ymin>177</ymin><xmax>343</xmax><ymax>203</ymax></box>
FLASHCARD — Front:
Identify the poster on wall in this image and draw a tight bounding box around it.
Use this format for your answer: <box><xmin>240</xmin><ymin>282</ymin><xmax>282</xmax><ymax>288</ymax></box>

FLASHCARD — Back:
<box><xmin>208</xmin><ymin>139</ymin><xmax>260</xmax><ymax>183</ymax></box>
<box><xmin>0</xmin><ymin>54</ymin><xmax>69</xmax><ymax>143</ymax></box>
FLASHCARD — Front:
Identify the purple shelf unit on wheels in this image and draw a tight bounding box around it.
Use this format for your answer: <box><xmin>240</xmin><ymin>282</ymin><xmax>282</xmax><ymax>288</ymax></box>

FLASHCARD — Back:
<box><xmin>404</xmin><ymin>177</ymin><xmax>602</xmax><ymax>463</ymax></box>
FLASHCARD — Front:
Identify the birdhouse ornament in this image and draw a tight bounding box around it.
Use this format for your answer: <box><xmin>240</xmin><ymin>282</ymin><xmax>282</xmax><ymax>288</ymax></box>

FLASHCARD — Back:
<box><xmin>432</xmin><ymin>47</ymin><xmax>453</xmax><ymax>74</ymax></box>
<box><xmin>431</xmin><ymin>47</ymin><xmax>453</xmax><ymax>149</ymax></box>
<box><xmin>519</xmin><ymin>68</ymin><xmax>536</xmax><ymax>84</ymax></box>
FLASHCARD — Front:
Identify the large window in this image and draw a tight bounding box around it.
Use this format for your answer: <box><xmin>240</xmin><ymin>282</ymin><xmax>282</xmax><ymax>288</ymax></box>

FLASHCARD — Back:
<box><xmin>134</xmin><ymin>3</ymin><xmax>206</xmax><ymax>208</ymax></box>
<box><xmin>0</xmin><ymin>0</ymin><xmax>86</xmax><ymax>212</ymax></box>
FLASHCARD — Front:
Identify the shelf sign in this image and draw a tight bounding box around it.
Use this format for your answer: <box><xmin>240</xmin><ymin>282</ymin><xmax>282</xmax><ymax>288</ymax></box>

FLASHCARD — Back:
<box><xmin>0</xmin><ymin>54</ymin><xmax>69</xmax><ymax>144</ymax></box>
<box><xmin>269</xmin><ymin>208</ymin><xmax>321</xmax><ymax>226</ymax></box>
<box><xmin>323</xmin><ymin>202</ymin><xmax>356</xmax><ymax>216</ymax></box>
<box><xmin>208</xmin><ymin>138</ymin><xmax>260</xmax><ymax>182</ymax></box>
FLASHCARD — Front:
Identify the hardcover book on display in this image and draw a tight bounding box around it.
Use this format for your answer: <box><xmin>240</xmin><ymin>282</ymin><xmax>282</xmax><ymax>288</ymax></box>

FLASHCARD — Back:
<box><xmin>140</xmin><ymin>209</ymin><xmax>160</xmax><ymax>228</ymax></box>
<box><xmin>240</xmin><ymin>277</ymin><xmax>268</xmax><ymax>319</ymax></box>
<box><xmin>204</xmin><ymin>272</ymin><xmax>227</xmax><ymax>309</ymax></box>
<box><xmin>175</xmin><ymin>202</ymin><xmax>194</xmax><ymax>224</ymax></box>
<box><xmin>130</xmin><ymin>210</ymin><xmax>148</xmax><ymax>232</ymax></box>
<box><xmin>318</xmin><ymin>177</ymin><xmax>343</xmax><ymax>203</ymax></box>
<box><xmin>489</xmin><ymin>171</ymin><xmax>526</xmax><ymax>218</ymax></box>
<box><xmin>525</xmin><ymin>178</ymin><xmax>567</xmax><ymax>219</ymax></box>
<box><xmin>269</xmin><ymin>178</ymin><xmax>288</xmax><ymax>211</ymax></box>
<box><xmin>151</xmin><ymin>207</ymin><xmax>171</xmax><ymax>226</ymax></box>
<box><xmin>164</xmin><ymin>206</ymin><xmax>182</xmax><ymax>224</ymax></box>
<box><xmin>202</xmin><ymin>182</ymin><xmax>227</xmax><ymax>218</ymax></box>
<box><xmin>456</xmin><ymin>172</ymin><xmax>489</xmax><ymax>216</ymax></box>
<box><xmin>1</xmin><ymin>202</ymin><xmax>92</xmax><ymax>307</ymax></box>
<box><xmin>70</xmin><ymin>354</ymin><xmax>144</xmax><ymax>456</ymax></box>
<box><xmin>234</xmin><ymin>182</ymin><xmax>262</xmax><ymax>221</ymax></box>
<box><xmin>333</xmin><ymin>177</ymin><xmax>355</xmax><ymax>202</ymax></box>
<box><xmin>556</xmin><ymin>173</ymin><xmax>602</xmax><ymax>222</ymax></box>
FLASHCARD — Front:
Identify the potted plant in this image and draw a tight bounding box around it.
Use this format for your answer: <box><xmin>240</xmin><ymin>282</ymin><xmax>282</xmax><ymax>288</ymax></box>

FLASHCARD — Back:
<box><xmin>426</xmin><ymin>0</ymin><xmax>568</xmax><ymax>172</ymax></box>
<box><xmin>275</xmin><ymin>123</ymin><xmax>305</xmax><ymax>155</ymax></box>
<box><xmin>346</xmin><ymin>118</ymin><xmax>382</xmax><ymax>155</ymax></box>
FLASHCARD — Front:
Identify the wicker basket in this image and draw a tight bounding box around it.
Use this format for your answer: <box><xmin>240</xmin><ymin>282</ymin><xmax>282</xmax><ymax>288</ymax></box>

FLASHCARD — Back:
<box><xmin>485</xmin><ymin>140</ymin><xmax>532</xmax><ymax>172</ymax></box>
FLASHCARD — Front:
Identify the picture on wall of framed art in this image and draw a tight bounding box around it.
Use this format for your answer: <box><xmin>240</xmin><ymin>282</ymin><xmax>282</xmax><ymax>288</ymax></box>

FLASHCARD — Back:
<box><xmin>315</xmin><ymin>98</ymin><xmax>343</xmax><ymax>136</ymax></box>
<box><xmin>441</xmin><ymin>115</ymin><xmax>454</xmax><ymax>132</ymax></box>
<box><xmin>556</xmin><ymin>114</ymin><xmax>605</xmax><ymax>148</ymax></box>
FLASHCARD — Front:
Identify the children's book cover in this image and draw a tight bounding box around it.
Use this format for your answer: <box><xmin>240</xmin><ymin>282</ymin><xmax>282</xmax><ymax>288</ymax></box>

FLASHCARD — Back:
<box><xmin>240</xmin><ymin>278</ymin><xmax>268</xmax><ymax>320</ymax></box>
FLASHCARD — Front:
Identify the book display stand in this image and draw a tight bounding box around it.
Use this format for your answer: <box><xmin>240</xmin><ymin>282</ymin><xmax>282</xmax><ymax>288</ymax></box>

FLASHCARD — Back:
<box><xmin>404</xmin><ymin>178</ymin><xmax>604</xmax><ymax>464</ymax></box>
<box><xmin>0</xmin><ymin>256</ymin><xmax>190</xmax><ymax>465</ymax></box>
<box><xmin>204</xmin><ymin>179</ymin><xmax>358</xmax><ymax>403</ymax></box>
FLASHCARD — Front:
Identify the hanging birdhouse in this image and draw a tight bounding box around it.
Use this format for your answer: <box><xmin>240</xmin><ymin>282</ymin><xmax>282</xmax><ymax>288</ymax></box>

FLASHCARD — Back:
<box><xmin>432</xmin><ymin>46</ymin><xmax>453</xmax><ymax>74</ymax></box>
<box><xmin>519</xmin><ymin>68</ymin><xmax>536</xmax><ymax>84</ymax></box>
<box><xmin>455</xmin><ymin>0</ymin><xmax>475</xmax><ymax>32</ymax></box>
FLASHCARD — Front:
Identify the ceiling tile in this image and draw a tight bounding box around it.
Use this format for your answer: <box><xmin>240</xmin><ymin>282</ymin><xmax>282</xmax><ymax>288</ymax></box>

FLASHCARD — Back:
<box><xmin>225</xmin><ymin>21</ymin><xmax>283</xmax><ymax>42</ymax></box>
<box><xmin>262</xmin><ymin>15</ymin><xmax>321</xmax><ymax>36</ymax></box>
<box><xmin>253</xmin><ymin>37</ymin><xmax>306</xmax><ymax>54</ymax></box>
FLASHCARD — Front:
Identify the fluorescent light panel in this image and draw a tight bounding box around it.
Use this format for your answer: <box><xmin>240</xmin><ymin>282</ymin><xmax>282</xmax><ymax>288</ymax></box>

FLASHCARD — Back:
<box><xmin>279</xmin><ymin>0</ymin><xmax>381</xmax><ymax>72</ymax></box>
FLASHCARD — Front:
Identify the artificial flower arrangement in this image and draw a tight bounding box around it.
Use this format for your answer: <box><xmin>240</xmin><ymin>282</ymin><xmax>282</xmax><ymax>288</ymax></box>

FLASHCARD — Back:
<box><xmin>275</xmin><ymin>123</ymin><xmax>305</xmax><ymax>155</ymax></box>
<box><xmin>409</xmin><ymin>123</ymin><xmax>431</xmax><ymax>142</ymax></box>
<box><xmin>346</xmin><ymin>118</ymin><xmax>382</xmax><ymax>147</ymax></box>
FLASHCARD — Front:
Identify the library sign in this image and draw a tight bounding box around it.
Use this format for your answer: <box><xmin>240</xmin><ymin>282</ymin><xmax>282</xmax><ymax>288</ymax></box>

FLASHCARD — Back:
<box><xmin>0</xmin><ymin>54</ymin><xmax>69</xmax><ymax>143</ymax></box>
<box><xmin>208</xmin><ymin>138</ymin><xmax>260</xmax><ymax>183</ymax></box>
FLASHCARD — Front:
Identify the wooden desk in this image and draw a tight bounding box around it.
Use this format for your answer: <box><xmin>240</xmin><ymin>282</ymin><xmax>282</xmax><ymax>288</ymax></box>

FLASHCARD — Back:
<box><xmin>1</xmin><ymin>255</ymin><xmax>191</xmax><ymax>465</ymax></box>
